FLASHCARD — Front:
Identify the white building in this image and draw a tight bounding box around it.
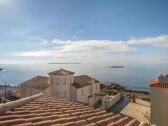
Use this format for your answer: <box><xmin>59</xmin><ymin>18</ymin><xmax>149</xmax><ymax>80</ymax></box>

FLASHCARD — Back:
<box><xmin>20</xmin><ymin>68</ymin><xmax>103</xmax><ymax>106</ymax></box>
<box><xmin>48</xmin><ymin>69</ymin><xmax>75</xmax><ymax>101</ymax></box>
<box><xmin>150</xmin><ymin>74</ymin><xmax>168</xmax><ymax>126</ymax></box>
<box><xmin>48</xmin><ymin>68</ymin><xmax>102</xmax><ymax>106</ymax></box>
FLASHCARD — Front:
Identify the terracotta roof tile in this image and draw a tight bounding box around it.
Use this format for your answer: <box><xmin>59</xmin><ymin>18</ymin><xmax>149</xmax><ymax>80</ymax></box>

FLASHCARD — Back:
<box><xmin>72</xmin><ymin>75</ymin><xmax>100</xmax><ymax>88</ymax></box>
<box><xmin>0</xmin><ymin>93</ymin><xmax>149</xmax><ymax>126</ymax></box>
<box><xmin>48</xmin><ymin>69</ymin><xmax>75</xmax><ymax>75</ymax></box>
<box><xmin>150</xmin><ymin>79</ymin><xmax>168</xmax><ymax>89</ymax></box>
<box><xmin>20</xmin><ymin>76</ymin><xmax>50</xmax><ymax>90</ymax></box>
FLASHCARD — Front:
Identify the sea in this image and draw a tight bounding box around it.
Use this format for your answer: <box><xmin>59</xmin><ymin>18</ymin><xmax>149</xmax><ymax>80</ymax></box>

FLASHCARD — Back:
<box><xmin>0</xmin><ymin>63</ymin><xmax>168</xmax><ymax>92</ymax></box>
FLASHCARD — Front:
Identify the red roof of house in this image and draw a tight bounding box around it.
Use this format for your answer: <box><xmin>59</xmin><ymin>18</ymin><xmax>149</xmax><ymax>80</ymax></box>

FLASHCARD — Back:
<box><xmin>0</xmin><ymin>93</ymin><xmax>148</xmax><ymax>126</ymax></box>
<box><xmin>20</xmin><ymin>76</ymin><xmax>50</xmax><ymax>90</ymax></box>
<box><xmin>72</xmin><ymin>75</ymin><xmax>100</xmax><ymax>88</ymax></box>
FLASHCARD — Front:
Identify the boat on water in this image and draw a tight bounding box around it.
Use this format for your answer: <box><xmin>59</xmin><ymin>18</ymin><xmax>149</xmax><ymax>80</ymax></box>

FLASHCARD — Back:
<box><xmin>0</xmin><ymin>68</ymin><xmax>3</xmax><ymax>71</ymax></box>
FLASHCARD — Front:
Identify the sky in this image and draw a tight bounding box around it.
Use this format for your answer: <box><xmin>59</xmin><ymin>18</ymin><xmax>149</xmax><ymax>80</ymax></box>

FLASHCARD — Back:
<box><xmin>0</xmin><ymin>0</ymin><xmax>168</xmax><ymax>64</ymax></box>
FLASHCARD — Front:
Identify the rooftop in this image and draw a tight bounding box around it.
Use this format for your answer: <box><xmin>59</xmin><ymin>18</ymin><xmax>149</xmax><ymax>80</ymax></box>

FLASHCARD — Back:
<box><xmin>48</xmin><ymin>68</ymin><xmax>75</xmax><ymax>75</ymax></box>
<box><xmin>150</xmin><ymin>74</ymin><xmax>168</xmax><ymax>88</ymax></box>
<box><xmin>0</xmin><ymin>93</ymin><xmax>148</xmax><ymax>126</ymax></box>
<box><xmin>72</xmin><ymin>75</ymin><xmax>100</xmax><ymax>88</ymax></box>
<box><xmin>20</xmin><ymin>76</ymin><xmax>50</xmax><ymax>90</ymax></box>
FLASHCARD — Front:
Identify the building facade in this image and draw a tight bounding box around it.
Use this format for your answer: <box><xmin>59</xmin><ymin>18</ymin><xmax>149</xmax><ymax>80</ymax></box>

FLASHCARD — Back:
<box><xmin>48</xmin><ymin>69</ymin><xmax>74</xmax><ymax>101</ymax></box>
<box><xmin>150</xmin><ymin>74</ymin><xmax>168</xmax><ymax>126</ymax></box>
<box><xmin>48</xmin><ymin>69</ymin><xmax>101</xmax><ymax>106</ymax></box>
<box><xmin>19</xmin><ymin>68</ymin><xmax>102</xmax><ymax>106</ymax></box>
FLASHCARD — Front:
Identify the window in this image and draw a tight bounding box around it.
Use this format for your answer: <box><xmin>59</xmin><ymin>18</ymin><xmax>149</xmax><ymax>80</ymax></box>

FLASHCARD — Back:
<box><xmin>96</xmin><ymin>85</ymin><xmax>98</xmax><ymax>90</ymax></box>
<box><xmin>50</xmin><ymin>78</ymin><xmax>54</xmax><ymax>85</ymax></box>
<box><xmin>81</xmin><ymin>89</ymin><xmax>84</xmax><ymax>96</ymax></box>
<box><xmin>89</xmin><ymin>87</ymin><xmax>91</xmax><ymax>94</ymax></box>
<box><xmin>70</xmin><ymin>78</ymin><xmax>73</xmax><ymax>84</ymax></box>
<box><xmin>63</xmin><ymin>78</ymin><xmax>66</xmax><ymax>85</ymax></box>
<box><xmin>55</xmin><ymin>78</ymin><xmax>59</xmax><ymax>85</ymax></box>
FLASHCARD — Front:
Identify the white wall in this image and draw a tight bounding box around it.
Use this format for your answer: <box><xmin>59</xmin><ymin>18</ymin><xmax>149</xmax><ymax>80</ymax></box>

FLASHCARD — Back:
<box><xmin>108</xmin><ymin>94</ymin><xmax>121</xmax><ymax>108</ymax></box>
<box><xmin>151</xmin><ymin>87</ymin><xmax>168</xmax><ymax>126</ymax></box>
<box><xmin>70</xmin><ymin>85</ymin><xmax>77</xmax><ymax>102</ymax></box>
<box><xmin>44</xmin><ymin>87</ymin><xmax>51</xmax><ymax>95</ymax></box>
<box><xmin>77</xmin><ymin>85</ymin><xmax>91</xmax><ymax>104</ymax></box>
<box><xmin>49</xmin><ymin>75</ymin><xmax>74</xmax><ymax>101</ymax></box>
<box><xmin>74</xmin><ymin>81</ymin><xmax>100</xmax><ymax>106</ymax></box>
<box><xmin>20</xmin><ymin>86</ymin><xmax>43</xmax><ymax>98</ymax></box>
<box><xmin>92</xmin><ymin>81</ymin><xmax>100</xmax><ymax>106</ymax></box>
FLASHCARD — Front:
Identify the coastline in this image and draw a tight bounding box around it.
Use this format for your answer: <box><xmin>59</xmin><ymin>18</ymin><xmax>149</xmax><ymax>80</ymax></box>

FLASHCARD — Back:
<box><xmin>100</xmin><ymin>83</ymin><xmax>150</xmax><ymax>101</ymax></box>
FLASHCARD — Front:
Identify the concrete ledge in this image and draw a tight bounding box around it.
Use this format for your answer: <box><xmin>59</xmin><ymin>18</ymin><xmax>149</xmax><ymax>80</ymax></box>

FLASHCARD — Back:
<box><xmin>0</xmin><ymin>93</ymin><xmax>43</xmax><ymax>114</ymax></box>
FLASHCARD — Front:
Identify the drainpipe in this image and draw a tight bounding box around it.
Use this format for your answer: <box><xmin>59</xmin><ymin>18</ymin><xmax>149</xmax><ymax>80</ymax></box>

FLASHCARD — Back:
<box><xmin>91</xmin><ymin>78</ymin><xmax>95</xmax><ymax>96</ymax></box>
<box><xmin>4</xmin><ymin>82</ymin><xmax>6</xmax><ymax>103</ymax></box>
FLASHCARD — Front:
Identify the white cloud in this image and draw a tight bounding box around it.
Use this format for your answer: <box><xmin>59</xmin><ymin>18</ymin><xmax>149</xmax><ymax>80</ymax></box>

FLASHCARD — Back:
<box><xmin>15</xmin><ymin>35</ymin><xmax>168</xmax><ymax>64</ymax></box>
<box><xmin>39</xmin><ymin>40</ymin><xmax>48</xmax><ymax>45</ymax></box>
<box><xmin>127</xmin><ymin>35</ymin><xmax>168</xmax><ymax>47</ymax></box>
<box><xmin>18</xmin><ymin>39</ymin><xmax>136</xmax><ymax>57</ymax></box>
<box><xmin>72</xmin><ymin>36</ymin><xmax>77</xmax><ymax>39</ymax></box>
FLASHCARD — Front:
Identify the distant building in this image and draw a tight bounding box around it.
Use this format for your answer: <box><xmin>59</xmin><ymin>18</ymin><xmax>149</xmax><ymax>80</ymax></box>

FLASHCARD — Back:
<box><xmin>0</xmin><ymin>85</ymin><xmax>19</xmax><ymax>97</ymax></box>
<box><xmin>150</xmin><ymin>74</ymin><xmax>168</xmax><ymax>126</ymax></box>
<box><xmin>20</xmin><ymin>68</ymin><xmax>103</xmax><ymax>106</ymax></box>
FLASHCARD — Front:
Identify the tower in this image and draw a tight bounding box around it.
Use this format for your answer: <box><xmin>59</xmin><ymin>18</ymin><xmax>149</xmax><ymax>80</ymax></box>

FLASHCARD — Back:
<box><xmin>150</xmin><ymin>74</ymin><xmax>168</xmax><ymax>126</ymax></box>
<box><xmin>48</xmin><ymin>68</ymin><xmax>75</xmax><ymax>101</ymax></box>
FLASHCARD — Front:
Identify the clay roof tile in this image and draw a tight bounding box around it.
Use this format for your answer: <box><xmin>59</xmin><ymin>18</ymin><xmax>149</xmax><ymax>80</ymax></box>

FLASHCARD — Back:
<box><xmin>0</xmin><ymin>94</ymin><xmax>149</xmax><ymax>126</ymax></box>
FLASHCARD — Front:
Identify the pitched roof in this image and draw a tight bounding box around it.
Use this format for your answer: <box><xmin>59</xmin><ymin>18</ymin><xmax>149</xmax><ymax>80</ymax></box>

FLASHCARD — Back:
<box><xmin>72</xmin><ymin>75</ymin><xmax>100</xmax><ymax>88</ymax></box>
<box><xmin>0</xmin><ymin>93</ymin><xmax>148</xmax><ymax>126</ymax></box>
<box><xmin>20</xmin><ymin>76</ymin><xmax>50</xmax><ymax>90</ymax></box>
<box><xmin>48</xmin><ymin>68</ymin><xmax>75</xmax><ymax>75</ymax></box>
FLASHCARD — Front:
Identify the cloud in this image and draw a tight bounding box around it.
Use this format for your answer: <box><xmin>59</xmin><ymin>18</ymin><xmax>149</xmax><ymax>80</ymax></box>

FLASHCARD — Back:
<box><xmin>18</xmin><ymin>39</ymin><xmax>136</xmax><ymax>57</ymax></box>
<box><xmin>126</xmin><ymin>35</ymin><xmax>168</xmax><ymax>47</ymax></box>
<box><xmin>72</xmin><ymin>36</ymin><xmax>77</xmax><ymax>39</ymax></box>
<box><xmin>15</xmin><ymin>35</ymin><xmax>168</xmax><ymax>64</ymax></box>
<box><xmin>39</xmin><ymin>40</ymin><xmax>48</xmax><ymax>45</ymax></box>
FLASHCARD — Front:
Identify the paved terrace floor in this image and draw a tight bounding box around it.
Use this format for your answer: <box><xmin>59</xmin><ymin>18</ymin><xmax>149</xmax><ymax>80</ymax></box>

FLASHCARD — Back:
<box><xmin>0</xmin><ymin>93</ymin><xmax>149</xmax><ymax>126</ymax></box>
<box><xmin>109</xmin><ymin>97</ymin><xmax>150</xmax><ymax>122</ymax></box>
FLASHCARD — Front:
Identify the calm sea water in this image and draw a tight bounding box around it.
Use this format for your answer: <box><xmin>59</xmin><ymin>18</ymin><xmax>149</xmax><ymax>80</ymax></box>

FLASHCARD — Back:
<box><xmin>0</xmin><ymin>63</ymin><xmax>168</xmax><ymax>91</ymax></box>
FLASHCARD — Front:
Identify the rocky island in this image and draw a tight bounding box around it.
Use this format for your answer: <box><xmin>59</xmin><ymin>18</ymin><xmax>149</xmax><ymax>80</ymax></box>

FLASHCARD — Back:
<box><xmin>110</xmin><ymin>66</ymin><xmax>125</xmax><ymax>68</ymax></box>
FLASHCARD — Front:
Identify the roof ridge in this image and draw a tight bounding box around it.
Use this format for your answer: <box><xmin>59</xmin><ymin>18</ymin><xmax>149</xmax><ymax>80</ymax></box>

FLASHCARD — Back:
<box><xmin>48</xmin><ymin>68</ymin><xmax>75</xmax><ymax>75</ymax></box>
<box><xmin>0</xmin><ymin>93</ymin><xmax>43</xmax><ymax>114</ymax></box>
<box><xmin>20</xmin><ymin>76</ymin><xmax>48</xmax><ymax>85</ymax></box>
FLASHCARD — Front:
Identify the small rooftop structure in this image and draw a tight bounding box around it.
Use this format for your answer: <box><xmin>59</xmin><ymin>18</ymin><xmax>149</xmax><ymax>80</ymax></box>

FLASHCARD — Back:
<box><xmin>20</xmin><ymin>76</ymin><xmax>50</xmax><ymax>90</ymax></box>
<box><xmin>72</xmin><ymin>75</ymin><xmax>100</xmax><ymax>88</ymax></box>
<box><xmin>150</xmin><ymin>74</ymin><xmax>168</xmax><ymax>88</ymax></box>
<box><xmin>48</xmin><ymin>68</ymin><xmax>75</xmax><ymax>75</ymax></box>
<box><xmin>0</xmin><ymin>93</ymin><xmax>148</xmax><ymax>126</ymax></box>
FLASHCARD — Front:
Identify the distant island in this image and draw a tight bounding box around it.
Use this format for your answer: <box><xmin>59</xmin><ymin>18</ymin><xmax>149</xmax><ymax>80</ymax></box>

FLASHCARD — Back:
<box><xmin>110</xmin><ymin>66</ymin><xmax>125</xmax><ymax>68</ymax></box>
<box><xmin>48</xmin><ymin>63</ymin><xmax>81</xmax><ymax>64</ymax></box>
<box><xmin>0</xmin><ymin>68</ymin><xmax>3</xmax><ymax>71</ymax></box>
